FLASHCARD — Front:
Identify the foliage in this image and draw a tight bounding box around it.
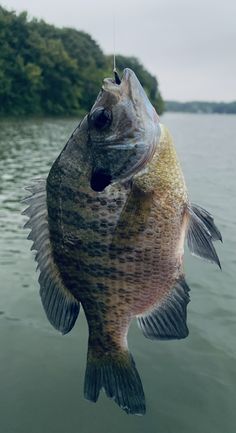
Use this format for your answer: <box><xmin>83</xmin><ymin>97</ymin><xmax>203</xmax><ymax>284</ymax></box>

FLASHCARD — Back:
<box><xmin>0</xmin><ymin>6</ymin><xmax>164</xmax><ymax>116</ymax></box>
<box><xmin>165</xmin><ymin>100</ymin><xmax>236</xmax><ymax>114</ymax></box>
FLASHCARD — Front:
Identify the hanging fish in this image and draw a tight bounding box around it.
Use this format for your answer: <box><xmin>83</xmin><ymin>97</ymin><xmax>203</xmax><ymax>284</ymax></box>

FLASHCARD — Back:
<box><xmin>23</xmin><ymin>68</ymin><xmax>222</xmax><ymax>415</ymax></box>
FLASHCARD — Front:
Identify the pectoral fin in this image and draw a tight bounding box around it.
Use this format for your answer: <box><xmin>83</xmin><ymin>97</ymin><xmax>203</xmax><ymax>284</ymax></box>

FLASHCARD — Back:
<box><xmin>186</xmin><ymin>204</ymin><xmax>222</xmax><ymax>268</ymax></box>
<box><xmin>190</xmin><ymin>204</ymin><xmax>222</xmax><ymax>242</ymax></box>
<box><xmin>22</xmin><ymin>179</ymin><xmax>80</xmax><ymax>334</ymax></box>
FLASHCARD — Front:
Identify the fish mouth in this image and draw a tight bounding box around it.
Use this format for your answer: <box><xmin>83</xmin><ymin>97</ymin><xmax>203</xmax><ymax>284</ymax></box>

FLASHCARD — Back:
<box><xmin>102</xmin><ymin>68</ymin><xmax>135</xmax><ymax>92</ymax></box>
<box><xmin>90</xmin><ymin>168</ymin><xmax>112</xmax><ymax>192</ymax></box>
<box><xmin>102</xmin><ymin>68</ymin><xmax>150</xmax><ymax>114</ymax></box>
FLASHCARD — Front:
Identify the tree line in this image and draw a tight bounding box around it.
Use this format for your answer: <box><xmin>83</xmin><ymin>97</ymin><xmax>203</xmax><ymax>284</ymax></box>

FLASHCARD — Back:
<box><xmin>165</xmin><ymin>100</ymin><xmax>236</xmax><ymax>114</ymax></box>
<box><xmin>0</xmin><ymin>6</ymin><xmax>164</xmax><ymax>117</ymax></box>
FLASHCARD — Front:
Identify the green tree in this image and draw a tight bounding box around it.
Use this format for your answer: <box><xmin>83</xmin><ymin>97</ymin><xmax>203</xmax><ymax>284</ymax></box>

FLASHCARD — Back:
<box><xmin>0</xmin><ymin>5</ymin><xmax>165</xmax><ymax>116</ymax></box>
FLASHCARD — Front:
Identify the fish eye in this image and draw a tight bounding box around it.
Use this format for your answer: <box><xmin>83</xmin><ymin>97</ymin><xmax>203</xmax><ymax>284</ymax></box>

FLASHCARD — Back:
<box><xmin>89</xmin><ymin>107</ymin><xmax>112</xmax><ymax>130</ymax></box>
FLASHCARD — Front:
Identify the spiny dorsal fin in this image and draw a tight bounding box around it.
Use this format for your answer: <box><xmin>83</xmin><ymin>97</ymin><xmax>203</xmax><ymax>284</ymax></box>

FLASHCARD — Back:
<box><xmin>186</xmin><ymin>204</ymin><xmax>222</xmax><ymax>269</ymax></box>
<box><xmin>137</xmin><ymin>277</ymin><xmax>190</xmax><ymax>340</ymax></box>
<box><xmin>22</xmin><ymin>178</ymin><xmax>80</xmax><ymax>334</ymax></box>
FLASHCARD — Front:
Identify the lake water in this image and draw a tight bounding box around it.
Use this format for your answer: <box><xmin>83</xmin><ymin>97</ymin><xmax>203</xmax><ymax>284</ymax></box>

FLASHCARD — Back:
<box><xmin>0</xmin><ymin>113</ymin><xmax>235</xmax><ymax>433</ymax></box>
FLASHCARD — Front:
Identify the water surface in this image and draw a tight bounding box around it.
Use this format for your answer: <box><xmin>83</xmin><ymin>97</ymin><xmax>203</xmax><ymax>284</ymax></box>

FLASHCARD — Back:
<box><xmin>0</xmin><ymin>113</ymin><xmax>235</xmax><ymax>433</ymax></box>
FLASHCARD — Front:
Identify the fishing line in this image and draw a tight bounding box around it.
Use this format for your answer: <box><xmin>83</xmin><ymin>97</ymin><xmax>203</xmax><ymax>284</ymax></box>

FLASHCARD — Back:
<box><xmin>113</xmin><ymin>11</ymin><xmax>116</xmax><ymax>72</ymax></box>
<box><xmin>112</xmin><ymin>9</ymin><xmax>121</xmax><ymax>84</ymax></box>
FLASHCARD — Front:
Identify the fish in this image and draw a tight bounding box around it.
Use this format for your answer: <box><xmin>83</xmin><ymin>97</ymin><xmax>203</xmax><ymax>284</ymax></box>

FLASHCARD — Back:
<box><xmin>23</xmin><ymin>68</ymin><xmax>222</xmax><ymax>415</ymax></box>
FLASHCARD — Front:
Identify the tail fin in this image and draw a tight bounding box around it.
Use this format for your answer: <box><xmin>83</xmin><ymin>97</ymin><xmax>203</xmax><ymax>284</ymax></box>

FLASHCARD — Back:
<box><xmin>84</xmin><ymin>349</ymin><xmax>146</xmax><ymax>415</ymax></box>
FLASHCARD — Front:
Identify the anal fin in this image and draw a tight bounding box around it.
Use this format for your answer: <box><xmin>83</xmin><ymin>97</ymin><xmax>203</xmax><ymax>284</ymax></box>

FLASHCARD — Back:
<box><xmin>22</xmin><ymin>179</ymin><xmax>80</xmax><ymax>334</ymax></box>
<box><xmin>137</xmin><ymin>277</ymin><xmax>190</xmax><ymax>340</ymax></box>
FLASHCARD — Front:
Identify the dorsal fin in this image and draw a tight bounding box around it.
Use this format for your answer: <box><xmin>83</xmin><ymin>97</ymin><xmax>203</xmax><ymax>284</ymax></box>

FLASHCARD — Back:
<box><xmin>22</xmin><ymin>179</ymin><xmax>80</xmax><ymax>334</ymax></box>
<box><xmin>186</xmin><ymin>204</ymin><xmax>222</xmax><ymax>269</ymax></box>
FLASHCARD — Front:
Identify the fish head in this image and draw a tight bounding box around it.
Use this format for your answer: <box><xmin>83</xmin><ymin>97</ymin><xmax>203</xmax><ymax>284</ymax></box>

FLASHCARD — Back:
<box><xmin>88</xmin><ymin>68</ymin><xmax>161</xmax><ymax>191</ymax></box>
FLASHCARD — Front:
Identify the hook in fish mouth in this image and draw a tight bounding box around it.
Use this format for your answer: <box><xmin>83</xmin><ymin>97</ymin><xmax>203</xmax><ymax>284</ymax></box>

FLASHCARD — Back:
<box><xmin>102</xmin><ymin>69</ymin><xmax>122</xmax><ymax>91</ymax></box>
<box><xmin>114</xmin><ymin>69</ymin><xmax>121</xmax><ymax>85</ymax></box>
<box><xmin>90</xmin><ymin>168</ymin><xmax>112</xmax><ymax>192</ymax></box>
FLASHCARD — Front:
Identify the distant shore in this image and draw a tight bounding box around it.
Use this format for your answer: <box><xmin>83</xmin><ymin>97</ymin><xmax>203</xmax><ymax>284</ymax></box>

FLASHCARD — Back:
<box><xmin>165</xmin><ymin>100</ymin><xmax>236</xmax><ymax>114</ymax></box>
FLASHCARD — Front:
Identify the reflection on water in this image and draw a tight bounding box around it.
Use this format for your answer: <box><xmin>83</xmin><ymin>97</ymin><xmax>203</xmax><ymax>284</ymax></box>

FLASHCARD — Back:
<box><xmin>0</xmin><ymin>114</ymin><xmax>235</xmax><ymax>433</ymax></box>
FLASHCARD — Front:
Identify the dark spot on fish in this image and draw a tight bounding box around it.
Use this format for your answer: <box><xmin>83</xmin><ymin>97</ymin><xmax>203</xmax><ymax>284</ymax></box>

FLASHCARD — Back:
<box><xmin>96</xmin><ymin>283</ymin><xmax>109</xmax><ymax>292</ymax></box>
<box><xmin>90</xmin><ymin>168</ymin><xmax>112</xmax><ymax>192</ymax></box>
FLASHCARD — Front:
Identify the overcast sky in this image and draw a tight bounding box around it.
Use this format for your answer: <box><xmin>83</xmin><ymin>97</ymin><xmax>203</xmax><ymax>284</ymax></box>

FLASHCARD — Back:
<box><xmin>2</xmin><ymin>0</ymin><xmax>236</xmax><ymax>101</ymax></box>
